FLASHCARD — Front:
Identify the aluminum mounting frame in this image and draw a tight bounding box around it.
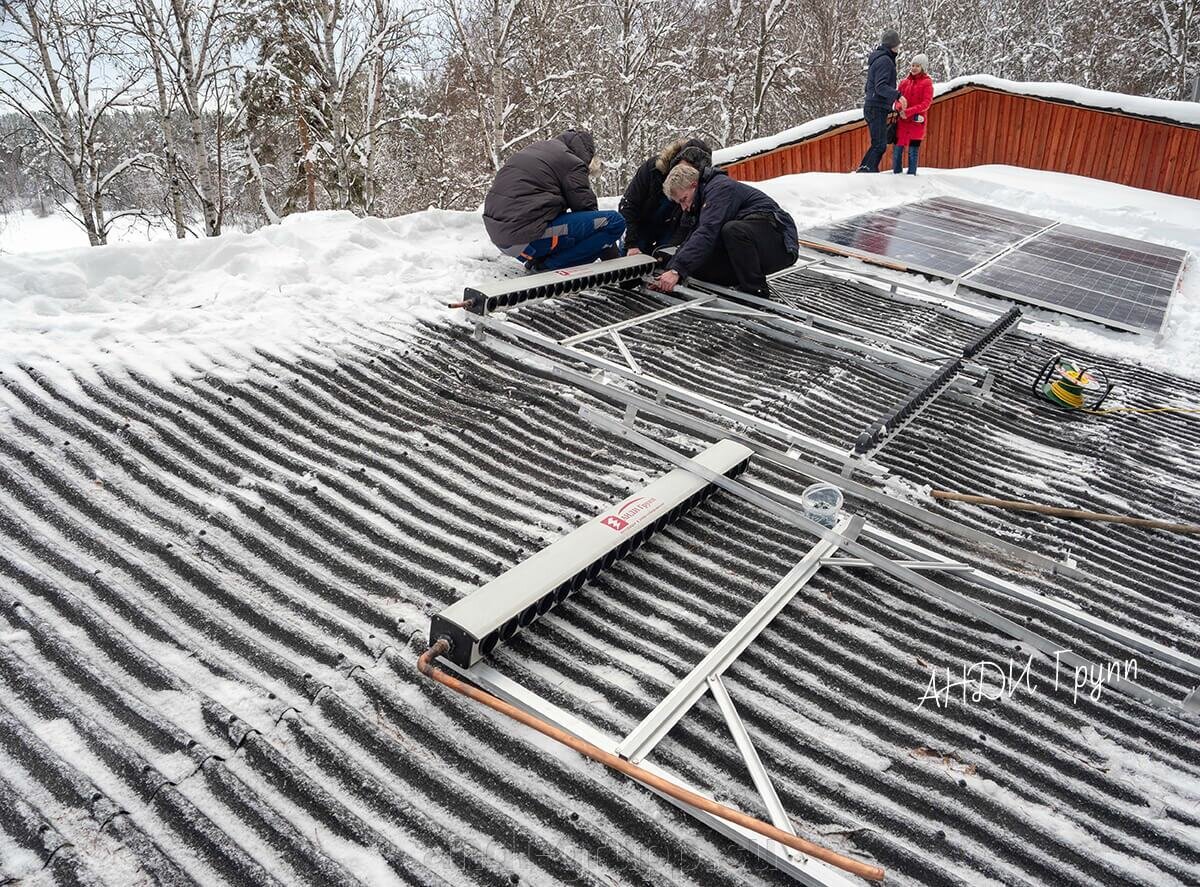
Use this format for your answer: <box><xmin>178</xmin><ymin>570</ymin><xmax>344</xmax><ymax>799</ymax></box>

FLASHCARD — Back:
<box><xmin>469</xmin><ymin>307</ymin><xmax>883</xmax><ymax>475</ymax></box>
<box><xmin>581</xmin><ymin>405</ymin><xmax>1198</xmax><ymax>716</ymax></box>
<box><xmin>616</xmin><ymin>514</ymin><xmax>861</xmax><ymax>764</ymax></box>
<box><xmin>681</xmin><ymin>279</ymin><xmax>990</xmax><ymax>376</ymax></box>
<box><xmin>520</xmin><ymin>350</ymin><xmax>1084</xmax><ymax>579</ymax></box>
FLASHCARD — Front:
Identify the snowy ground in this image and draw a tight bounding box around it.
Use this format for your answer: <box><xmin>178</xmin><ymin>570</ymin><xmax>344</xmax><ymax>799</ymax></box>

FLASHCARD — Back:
<box><xmin>0</xmin><ymin>208</ymin><xmax>199</xmax><ymax>254</ymax></box>
<box><xmin>1</xmin><ymin>165</ymin><xmax>1198</xmax><ymax>400</ymax></box>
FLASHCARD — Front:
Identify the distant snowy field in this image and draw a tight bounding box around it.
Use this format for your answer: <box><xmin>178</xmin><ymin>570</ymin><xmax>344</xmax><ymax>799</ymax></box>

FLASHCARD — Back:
<box><xmin>1</xmin><ymin>165</ymin><xmax>1198</xmax><ymax>397</ymax></box>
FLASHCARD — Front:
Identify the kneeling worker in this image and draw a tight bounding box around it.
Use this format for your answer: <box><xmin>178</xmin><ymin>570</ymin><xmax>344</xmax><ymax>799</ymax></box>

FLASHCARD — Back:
<box><xmin>619</xmin><ymin>138</ymin><xmax>711</xmax><ymax>256</ymax></box>
<box><xmin>650</xmin><ymin>162</ymin><xmax>797</xmax><ymax>297</ymax></box>
<box><xmin>483</xmin><ymin>129</ymin><xmax>625</xmax><ymax>271</ymax></box>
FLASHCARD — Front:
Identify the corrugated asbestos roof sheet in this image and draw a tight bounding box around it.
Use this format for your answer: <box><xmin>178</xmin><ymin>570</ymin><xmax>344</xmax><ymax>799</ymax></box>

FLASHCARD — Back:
<box><xmin>2</xmin><ymin>267</ymin><xmax>1199</xmax><ymax>886</ymax></box>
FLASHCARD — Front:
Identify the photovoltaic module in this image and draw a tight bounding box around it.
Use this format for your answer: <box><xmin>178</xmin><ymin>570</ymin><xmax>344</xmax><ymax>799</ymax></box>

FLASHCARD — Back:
<box><xmin>800</xmin><ymin>196</ymin><xmax>1187</xmax><ymax>335</ymax></box>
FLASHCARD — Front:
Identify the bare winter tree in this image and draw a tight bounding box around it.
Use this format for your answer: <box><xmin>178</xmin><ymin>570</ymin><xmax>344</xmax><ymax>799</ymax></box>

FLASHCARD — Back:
<box><xmin>0</xmin><ymin>0</ymin><xmax>149</xmax><ymax>245</ymax></box>
<box><xmin>1147</xmin><ymin>0</ymin><xmax>1199</xmax><ymax>99</ymax></box>
<box><xmin>591</xmin><ymin>0</ymin><xmax>688</xmax><ymax>175</ymax></box>
<box><xmin>430</xmin><ymin>0</ymin><xmax>579</xmax><ymax>178</ymax></box>
<box><xmin>298</xmin><ymin>0</ymin><xmax>422</xmax><ymax>212</ymax></box>
<box><xmin>128</xmin><ymin>0</ymin><xmax>234</xmax><ymax>236</ymax></box>
<box><xmin>235</xmin><ymin>0</ymin><xmax>421</xmax><ymax>215</ymax></box>
<box><xmin>127</xmin><ymin>0</ymin><xmax>188</xmax><ymax>236</ymax></box>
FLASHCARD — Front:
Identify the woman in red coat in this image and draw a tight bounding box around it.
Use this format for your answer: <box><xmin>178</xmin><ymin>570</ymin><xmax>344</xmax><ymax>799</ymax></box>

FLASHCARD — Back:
<box><xmin>892</xmin><ymin>54</ymin><xmax>934</xmax><ymax>174</ymax></box>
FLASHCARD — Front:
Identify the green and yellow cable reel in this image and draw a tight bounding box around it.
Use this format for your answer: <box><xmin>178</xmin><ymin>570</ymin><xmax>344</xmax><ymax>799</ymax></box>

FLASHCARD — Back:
<box><xmin>1032</xmin><ymin>353</ymin><xmax>1113</xmax><ymax>411</ymax></box>
<box><xmin>1032</xmin><ymin>353</ymin><xmax>1200</xmax><ymax>416</ymax></box>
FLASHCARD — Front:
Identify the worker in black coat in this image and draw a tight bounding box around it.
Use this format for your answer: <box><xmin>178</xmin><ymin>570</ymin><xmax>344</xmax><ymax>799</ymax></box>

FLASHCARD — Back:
<box><xmin>618</xmin><ymin>138</ymin><xmax>711</xmax><ymax>255</ymax></box>
<box><xmin>650</xmin><ymin>163</ymin><xmax>798</xmax><ymax>297</ymax></box>
<box><xmin>856</xmin><ymin>28</ymin><xmax>907</xmax><ymax>172</ymax></box>
<box><xmin>482</xmin><ymin>129</ymin><xmax>625</xmax><ymax>271</ymax></box>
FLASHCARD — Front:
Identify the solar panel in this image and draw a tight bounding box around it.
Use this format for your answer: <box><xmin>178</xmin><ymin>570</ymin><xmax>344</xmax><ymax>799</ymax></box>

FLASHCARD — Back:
<box><xmin>799</xmin><ymin>197</ymin><xmax>1187</xmax><ymax>336</ymax></box>
<box><xmin>801</xmin><ymin>197</ymin><xmax>1052</xmax><ymax>277</ymax></box>
<box><xmin>964</xmin><ymin>224</ymin><xmax>1186</xmax><ymax>334</ymax></box>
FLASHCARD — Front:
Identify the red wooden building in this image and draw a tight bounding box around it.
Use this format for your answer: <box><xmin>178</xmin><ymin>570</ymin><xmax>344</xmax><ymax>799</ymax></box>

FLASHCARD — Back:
<box><xmin>719</xmin><ymin>77</ymin><xmax>1200</xmax><ymax>200</ymax></box>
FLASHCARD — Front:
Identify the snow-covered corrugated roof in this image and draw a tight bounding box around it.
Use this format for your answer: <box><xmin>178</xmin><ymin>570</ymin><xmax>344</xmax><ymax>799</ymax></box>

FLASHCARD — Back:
<box><xmin>713</xmin><ymin>75</ymin><xmax>1200</xmax><ymax>167</ymax></box>
<box><xmin>2</xmin><ymin>271</ymin><xmax>1200</xmax><ymax>886</ymax></box>
<box><xmin>2</xmin><ymin>169</ymin><xmax>1200</xmax><ymax>884</ymax></box>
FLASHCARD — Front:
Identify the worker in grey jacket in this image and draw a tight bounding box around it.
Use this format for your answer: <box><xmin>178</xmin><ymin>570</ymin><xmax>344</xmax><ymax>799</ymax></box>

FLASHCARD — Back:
<box><xmin>482</xmin><ymin>130</ymin><xmax>625</xmax><ymax>271</ymax></box>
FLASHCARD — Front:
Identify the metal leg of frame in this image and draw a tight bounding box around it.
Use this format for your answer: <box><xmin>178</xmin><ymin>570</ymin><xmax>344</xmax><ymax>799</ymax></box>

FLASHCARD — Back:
<box><xmin>610</xmin><ymin>330</ymin><xmax>641</xmax><ymax>373</ymax></box>
<box><xmin>707</xmin><ymin>674</ymin><xmax>800</xmax><ymax>860</ymax></box>
<box><xmin>449</xmin><ymin>661</ymin><xmax>860</xmax><ymax>887</ymax></box>
<box><xmin>616</xmin><ymin>516</ymin><xmax>857</xmax><ymax>763</ymax></box>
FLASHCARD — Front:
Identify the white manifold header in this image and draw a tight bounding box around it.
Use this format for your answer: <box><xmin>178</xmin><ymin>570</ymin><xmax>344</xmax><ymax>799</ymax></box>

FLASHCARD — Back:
<box><xmin>465</xmin><ymin>255</ymin><xmax>656</xmax><ymax>314</ymax></box>
<box><xmin>430</xmin><ymin>439</ymin><xmax>753</xmax><ymax>667</ymax></box>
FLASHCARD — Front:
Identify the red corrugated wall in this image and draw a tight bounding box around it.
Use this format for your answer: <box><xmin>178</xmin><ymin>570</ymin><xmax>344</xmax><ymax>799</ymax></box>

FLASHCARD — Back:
<box><xmin>722</xmin><ymin>86</ymin><xmax>1200</xmax><ymax>200</ymax></box>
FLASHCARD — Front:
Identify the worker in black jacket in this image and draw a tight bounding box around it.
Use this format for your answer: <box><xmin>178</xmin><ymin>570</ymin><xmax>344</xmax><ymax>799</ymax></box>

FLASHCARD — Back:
<box><xmin>650</xmin><ymin>163</ymin><xmax>798</xmax><ymax>297</ymax></box>
<box><xmin>482</xmin><ymin>129</ymin><xmax>625</xmax><ymax>270</ymax></box>
<box><xmin>618</xmin><ymin>138</ymin><xmax>711</xmax><ymax>255</ymax></box>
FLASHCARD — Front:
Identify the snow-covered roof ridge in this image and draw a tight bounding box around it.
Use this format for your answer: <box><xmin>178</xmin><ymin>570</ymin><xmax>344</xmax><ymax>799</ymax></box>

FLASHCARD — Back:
<box><xmin>714</xmin><ymin>75</ymin><xmax>1200</xmax><ymax>167</ymax></box>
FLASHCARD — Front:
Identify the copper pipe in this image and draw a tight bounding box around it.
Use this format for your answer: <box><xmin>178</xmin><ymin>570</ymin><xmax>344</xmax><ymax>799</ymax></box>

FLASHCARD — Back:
<box><xmin>417</xmin><ymin>640</ymin><xmax>885</xmax><ymax>882</ymax></box>
<box><xmin>446</xmin><ymin>299</ymin><xmax>475</xmax><ymax>309</ymax></box>
<box><xmin>931</xmin><ymin>490</ymin><xmax>1200</xmax><ymax>534</ymax></box>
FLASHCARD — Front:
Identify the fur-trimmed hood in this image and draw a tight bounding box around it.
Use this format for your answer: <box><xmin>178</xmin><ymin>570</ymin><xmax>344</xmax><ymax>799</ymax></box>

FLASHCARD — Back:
<box><xmin>656</xmin><ymin>138</ymin><xmax>712</xmax><ymax>174</ymax></box>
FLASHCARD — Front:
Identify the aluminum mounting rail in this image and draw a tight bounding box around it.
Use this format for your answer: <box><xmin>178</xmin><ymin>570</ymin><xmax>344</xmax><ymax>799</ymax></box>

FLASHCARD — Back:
<box><xmin>858</xmin><ymin>523</ymin><xmax>1200</xmax><ymax>684</ymax></box>
<box><xmin>652</xmin><ymin>284</ymin><xmax>952</xmax><ymax>393</ymax></box>
<box><xmin>685</xmin><ymin>277</ymin><xmax>986</xmax><ymax>375</ymax></box>
<box><xmin>470</xmin><ymin>311</ymin><xmax>881</xmax><ymax>474</ymax></box>
<box><xmin>536</xmin><ymin>356</ymin><xmax>1083</xmax><ymax>579</ymax></box>
<box><xmin>580</xmin><ymin>406</ymin><xmax>1190</xmax><ymax>716</ymax></box>
<box><xmin>823</xmin><ymin>558</ymin><xmax>974</xmax><ymax>572</ymax></box>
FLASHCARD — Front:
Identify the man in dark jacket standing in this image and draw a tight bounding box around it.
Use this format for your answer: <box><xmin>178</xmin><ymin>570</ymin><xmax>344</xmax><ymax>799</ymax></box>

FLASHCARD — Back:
<box><xmin>618</xmin><ymin>138</ymin><xmax>711</xmax><ymax>255</ymax></box>
<box><xmin>649</xmin><ymin>163</ymin><xmax>798</xmax><ymax>297</ymax></box>
<box><xmin>856</xmin><ymin>28</ymin><xmax>906</xmax><ymax>173</ymax></box>
<box><xmin>483</xmin><ymin>129</ymin><xmax>625</xmax><ymax>271</ymax></box>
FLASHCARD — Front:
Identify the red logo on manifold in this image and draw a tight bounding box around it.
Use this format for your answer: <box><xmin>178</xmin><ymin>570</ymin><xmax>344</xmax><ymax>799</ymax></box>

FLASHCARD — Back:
<box><xmin>601</xmin><ymin>495</ymin><xmax>662</xmax><ymax>532</ymax></box>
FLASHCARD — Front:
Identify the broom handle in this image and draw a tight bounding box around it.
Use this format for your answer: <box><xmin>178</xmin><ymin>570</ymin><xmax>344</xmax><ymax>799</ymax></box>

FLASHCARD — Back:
<box><xmin>797</xmin><ymin>239</ymin><xmax>909</xmax><ymax>272</ymax></box>
<box><xmin>930</xmin><ymin>490</ymin><xmax>1200</xmax><ymax>534</ymax></box>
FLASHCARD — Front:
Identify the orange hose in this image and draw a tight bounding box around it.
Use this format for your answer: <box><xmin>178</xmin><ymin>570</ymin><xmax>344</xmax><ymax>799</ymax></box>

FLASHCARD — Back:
<box><xmin>418</xmin><ymin>641</ymin><xmax>885</xmax><ymax>882</ymax></box>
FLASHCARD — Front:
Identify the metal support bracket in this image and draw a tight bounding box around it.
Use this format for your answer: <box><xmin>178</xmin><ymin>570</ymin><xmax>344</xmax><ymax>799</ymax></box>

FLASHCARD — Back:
<box><xmin>617</xmin><ymin>515</ymin><xmax>859</xmax><ymax>763</ymax></box>
<box><xmin>449</xmin><ymin>660</ymin><xmax>860</xmax><ymax>887</ymax></box>
<box><xmin>707</xmin><ymin>674</ymin><xmax>801</xmax><ymax>859</ymax></box>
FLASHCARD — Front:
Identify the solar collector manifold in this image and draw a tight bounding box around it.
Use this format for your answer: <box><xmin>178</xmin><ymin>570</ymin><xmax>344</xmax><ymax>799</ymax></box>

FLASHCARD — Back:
<box><xmin>464</xmin><ymin>254</ymin><xmax>658</xmax><ymax>315</ymax></box>
<box><xmin>429</xmin><ymin>439</ymin><xmax>754</xmax><ymax>668</ymax></box>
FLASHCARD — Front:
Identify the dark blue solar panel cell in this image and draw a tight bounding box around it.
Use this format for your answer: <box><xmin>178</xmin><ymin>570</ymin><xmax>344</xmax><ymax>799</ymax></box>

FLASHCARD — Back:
<box><xmin>800</xmin><ymin>197</ymin><xmax>1186</xmax><ymax>335</ymax></box>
